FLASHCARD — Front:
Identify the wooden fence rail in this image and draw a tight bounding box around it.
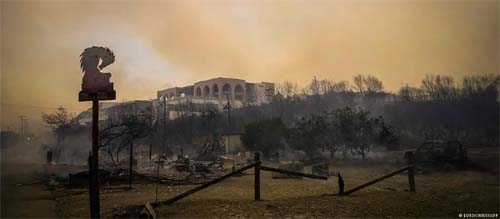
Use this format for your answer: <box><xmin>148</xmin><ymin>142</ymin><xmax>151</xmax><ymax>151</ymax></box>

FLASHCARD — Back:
<box><xmin>343</xmin><ymin>166</ymin><xmax>410</xmax><ymax>195</ymax></box>
<box><xmin>260</xmin><ymin>166</ymin><xmax>328</xmax><ymax>180</ymax></box>
<box><xmin>159</xmin><ymin>161</ymin><xmax>258</xmax><ymax>206</ymax></box>
<box><xmin>342</xmin><ymin>151</ymin><xmax>416</xmax><ymax>195</ymax></box>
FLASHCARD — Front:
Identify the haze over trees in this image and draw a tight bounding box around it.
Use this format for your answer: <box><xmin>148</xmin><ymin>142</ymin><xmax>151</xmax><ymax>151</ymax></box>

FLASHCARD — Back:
<box><xmin>41</xmin><ymin>73</ymin><xmax>499</xmax><ymax>163</ymax></box>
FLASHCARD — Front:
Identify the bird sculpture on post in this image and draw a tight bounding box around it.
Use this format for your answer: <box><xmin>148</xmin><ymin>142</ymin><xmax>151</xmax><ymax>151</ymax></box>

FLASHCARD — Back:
<box><xmin>79</xmin><ymin>46</ymin><xmax>116</xmax><ymax>101</ymax></box>
<box><xmin>78</xmin><ymin>46</ymin><xmax>117</xmax><ymax>218</ymax></box>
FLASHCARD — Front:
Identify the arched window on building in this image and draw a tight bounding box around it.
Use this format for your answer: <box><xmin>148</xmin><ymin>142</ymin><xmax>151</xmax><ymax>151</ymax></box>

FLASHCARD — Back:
<box><xmin>203</xmin><ymin>85</ymin><xmax>210</xmax><ymax>97</ymax></box>
<box><xmin>222</xmin><ymin>83</ymin><xmax>232</xmax><ymax>99</ymax></box>
<box><xmin>195</xmin><ymin>87</ymin><xmax>202</xmax><ymax>97</ymax></box>
<box><xmin>235</xmin><ymin>84</ymin><xmax>244</xmax><ymax>101</ymax></box>
<box><xmin>212</xmin><ymin>84</ymin><xmax>219</xmax><ymax>98</ymax></box>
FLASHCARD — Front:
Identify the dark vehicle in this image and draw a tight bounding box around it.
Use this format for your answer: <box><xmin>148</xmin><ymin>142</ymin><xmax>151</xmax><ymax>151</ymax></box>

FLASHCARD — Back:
<box><xmin>414</xmin><ymin>140</ymin><xmax>467</xmax><ymax>168</ymax></box>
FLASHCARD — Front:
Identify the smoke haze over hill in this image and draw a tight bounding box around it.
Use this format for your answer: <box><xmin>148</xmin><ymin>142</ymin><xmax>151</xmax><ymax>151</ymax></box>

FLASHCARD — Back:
<box><xmin>1</xmin><ymin>0</ymin><xmax>498</xmax><ymax>133</ymax></box>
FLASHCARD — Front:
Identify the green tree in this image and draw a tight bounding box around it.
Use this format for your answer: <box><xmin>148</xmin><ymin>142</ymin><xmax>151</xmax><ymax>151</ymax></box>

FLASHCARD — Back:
<box><xmin>332</xmin><ymin>107</ymin><xmax>379</xmax><ymax>159</ymax></box>
<box><xmin>288</xmin><ymin>107</ymin><xmax>395</xmax><ymax>160</ymax></box>
<box><xmin>288</xmin><ymin>113</ymin><xmax>339</xmax><ymax>158</ymax></box>
<box><xmin>241</xmin><ymin>118</ymin><xmax>287</xmax><ymax>158</ymax></box>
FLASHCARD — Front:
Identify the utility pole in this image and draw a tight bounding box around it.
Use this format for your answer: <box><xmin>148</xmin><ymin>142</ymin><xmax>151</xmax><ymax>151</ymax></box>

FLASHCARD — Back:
<box><xmin>18</xmin><ymin>115</ymin><xmax>26</xmax><ymax>137</ymax></box>
<box><xmin>24</xmin><ymin>119</ymin><xmax>31</xmax><ymax>139</ymax></box>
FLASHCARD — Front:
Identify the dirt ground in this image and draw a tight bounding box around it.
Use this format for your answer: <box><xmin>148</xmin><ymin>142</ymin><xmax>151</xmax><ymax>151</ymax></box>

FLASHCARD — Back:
<box><xmin>0</xmin><ymin>161</ymin><xmax>86</xmax><ymax>218</ymax></box>
<box><xmin>2</xmin><ymin>144</ymin><xmax>498</xmax><ymax>218</ymax></box>
<box><xmin>1</xmin><ymin>163</ymin><xmax>57</xmax><ymax>218</ymax></box>
<box><xmin>54</xmin><ymin>162</ymin><xmax>499</xmax><ymax>218</ymax></box>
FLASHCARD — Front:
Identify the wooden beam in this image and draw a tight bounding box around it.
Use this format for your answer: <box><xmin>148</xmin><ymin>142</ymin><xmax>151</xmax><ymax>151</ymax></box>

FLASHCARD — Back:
<box><xmin>343</xmin><ymin>166</ymin><xmax>410</xmax><ymax>195</ymax></box>
<box><xmin>260</xmin><ymin>166</ymin><xmax>328</xmax><ymax>180</ymax></box>
<box><xmin>160</xmin><ymin>162</ymin><xmax>258</xmax><ymax>206</ymax></box>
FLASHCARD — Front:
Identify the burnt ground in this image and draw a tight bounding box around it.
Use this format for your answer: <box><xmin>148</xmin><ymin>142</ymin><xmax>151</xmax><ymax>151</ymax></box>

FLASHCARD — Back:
<box><xmin>2</xmin><ymin>145</ymin><xmax>499</xmax><ymax>218</ymax></box>
<box><xmin>0</xmin><ymin>162</ymin><xmax>85</xmax><ymax>218</ymax></box>
<box><xmin>1</xmin><ymin>162</ymin><xmax>57</xmax><ymax>218</ymax></box>
<box><xmin>56</xmin><ymin>162</ymin><xmax>499</xmax><ymax>218</ymax></box>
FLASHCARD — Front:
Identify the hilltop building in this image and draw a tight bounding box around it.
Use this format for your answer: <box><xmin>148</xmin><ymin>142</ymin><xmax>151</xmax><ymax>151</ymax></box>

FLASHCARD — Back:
<box><xmin>156</xmin><ymin>77</ymin><xmax>275</xmax><ymax>119</ymax></box>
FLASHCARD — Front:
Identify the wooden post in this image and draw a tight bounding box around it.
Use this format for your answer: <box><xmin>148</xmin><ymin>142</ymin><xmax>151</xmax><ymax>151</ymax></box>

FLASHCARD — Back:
<box><xmin>405</xmin><ymin>151</ymin><xmax>416</xmax><ymax>192</ymax></box>
<box><xmin>129</xmin><ymin>142</ymin><xmax>133</xmax><ymax>190</ymax></box>
<box><xmin>149</xmin><ymin>144</ymin><xmax>152</xmax><ymax>163</ymax></box>
<box><xmin>91</xmin><ymin>97</ymin><xmax>100</xmax><ymax>218</ymax></box>
<box><xmin>79</xmin><ymin>47</ymin><xmax>116</xmax><ymax>218</ymax></box>
<box><xmin>337</xmin><ymin>172</ymin><xmax>344</xmax><ymax>195</ymax></box>
<box><xmin>154</xmin><ymin>155</ymin><xmax>161</xmax><ymax>205</ymax></box>
<box><xmin>88</xmin><ymin>151</ymin><xmax>93</xmax><ymax>217</ymax></box>
<box><xmin>254</xmin><ymin>152</ymin><xmax>261</xmax><ymax>201</ymax></box>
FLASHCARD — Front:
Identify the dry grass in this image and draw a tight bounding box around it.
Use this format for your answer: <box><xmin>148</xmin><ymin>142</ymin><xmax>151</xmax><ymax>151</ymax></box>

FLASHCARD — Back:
<box><xmin>55</xmin><ymin>163</ymin><xmax>499</xmax><ymax>218</ymax></box>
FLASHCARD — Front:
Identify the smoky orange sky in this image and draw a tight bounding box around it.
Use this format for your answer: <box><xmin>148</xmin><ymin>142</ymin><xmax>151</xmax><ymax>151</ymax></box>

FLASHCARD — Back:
<box><xmin>1</xmin><ymin>0</ymin><xmax>498</xmax><ymax>132</ymax></box>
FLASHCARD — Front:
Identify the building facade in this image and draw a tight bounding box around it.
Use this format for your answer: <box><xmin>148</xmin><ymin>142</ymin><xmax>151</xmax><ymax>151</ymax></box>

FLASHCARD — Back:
<box><xmin>156</xmin><ymin>77</ymin><xmax>274</xmax><ymax>119</ymax></box>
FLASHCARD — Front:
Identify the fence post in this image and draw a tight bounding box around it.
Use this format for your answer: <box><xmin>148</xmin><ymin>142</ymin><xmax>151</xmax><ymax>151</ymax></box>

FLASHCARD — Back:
<box><xmin>149</xmin><ymin>144</ymin><xmax>152</xmax><ymax>164</ymax></box>
<box><xmin>337</xmin><ymin>172</ymin><xmax>344</xmax><ymax>195</ymax></box>
<box><xmin>405</xmin><ymin>151</ymin><xmax>416</xmax><ymax>192</ymax></box>
<box><xmin>154</xmin><ymin>154</ymin><xmax>161</xmax><ymax>205</ymax></box>
<box><xmin>254</xmin><ymin>152</ymin><xmax>261</xmax><ymax>201</ymax></box>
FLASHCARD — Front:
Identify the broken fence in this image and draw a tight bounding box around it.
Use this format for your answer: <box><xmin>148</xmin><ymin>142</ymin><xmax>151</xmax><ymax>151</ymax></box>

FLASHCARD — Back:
<box><xmin>130</xmin><ymin>151</ymin><xmax>416</xmax><ymax>218</ymax></box>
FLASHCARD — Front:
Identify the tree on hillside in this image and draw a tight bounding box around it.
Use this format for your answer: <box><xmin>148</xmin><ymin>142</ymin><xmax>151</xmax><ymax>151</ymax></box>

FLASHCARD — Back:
<box><xmin>100</xmin><ymin>104</ymin><xmax>153</xmax><ymax>166</ymax></box>
<box><xmin>41</xmin><ymin>107</ymin><xmax>83</xmax><ymax>147</ymax></box>
<box><xmin>364</xmin><ymin>75</ymin><xmax>384</xmax><ymax>93</ymax></box>
<box><xmin>421</xmin><ymin>74</ymin><xmax>457</xmax><ymax>101</ymax></box>
<box><xmin>309</xmin><ymin>76</ymin><xmax>319</xmax><ymax>96</ymax></box>
<box><xmin>353</xmin><ymin>74</ymin><xmax>366</xmax><ymax>93</ymax></box>
<box><xmin>352</xmin><ymin>74</ymin><xmax>384</xmax><ymax>94</ymax></box>
<box><xmin>399</xmin><ymin>84</ymin><xmax>424</xmax><ymax>101</ymax></box>
<box><xmin>462</xmin><ymin>73</ymin><xmax>499</xmax><ymax>97</ymax></box>
<box><xmin>277</xmin><ymin>81</ymin><xmax>299</xmax><ymax>99</ymax></box>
